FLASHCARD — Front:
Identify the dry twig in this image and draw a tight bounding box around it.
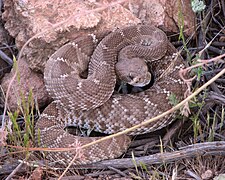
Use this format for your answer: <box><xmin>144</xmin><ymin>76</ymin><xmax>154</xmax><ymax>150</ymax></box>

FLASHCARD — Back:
<box><xmin>76</xmin><ymin>141</ymin><xmax>225</xmax><ymax>169</ymax></box>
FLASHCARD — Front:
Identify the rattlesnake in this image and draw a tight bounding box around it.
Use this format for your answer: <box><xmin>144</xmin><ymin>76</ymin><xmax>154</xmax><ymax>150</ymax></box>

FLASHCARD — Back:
<box><xmin>35</xmin><ymin>25</ymin><xmax>187</xmax><ymax>165</ymax></box>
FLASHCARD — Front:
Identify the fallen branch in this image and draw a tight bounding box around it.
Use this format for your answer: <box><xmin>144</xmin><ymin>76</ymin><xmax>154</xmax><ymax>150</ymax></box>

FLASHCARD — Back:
<box><xmin>2</xmin><ymin>141</ymin><xmax>224</xmax><ymax>174</ymax></box>
<box><xmin>77</xmin><ymin>141</ymin><xmax>225</xmax><ymax>169</ymax></box>
<box><xmin>5</xmin><ymin>161</ymin><xmax>24</xmax><ymax>180</ymax></box>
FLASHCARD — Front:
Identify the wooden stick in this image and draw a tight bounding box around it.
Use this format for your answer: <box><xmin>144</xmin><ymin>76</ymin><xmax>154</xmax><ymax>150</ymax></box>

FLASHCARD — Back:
<box><xmin>76</xmin><ymin>141</ymin><xmax>225</xmax><ymax>169</ymax></box>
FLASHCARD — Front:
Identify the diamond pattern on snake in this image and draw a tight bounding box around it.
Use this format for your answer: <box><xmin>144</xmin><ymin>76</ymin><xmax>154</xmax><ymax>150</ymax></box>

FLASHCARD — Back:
<box><xmin>35</xmin><ymin>25</ymin><xmax>187</xmax><ymax>165</ymax></box>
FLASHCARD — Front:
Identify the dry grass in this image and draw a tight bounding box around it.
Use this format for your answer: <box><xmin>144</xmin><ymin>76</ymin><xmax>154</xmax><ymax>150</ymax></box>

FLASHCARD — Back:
<box><xmin>1</xmin><ymin>0</ymin><xmax>225</xmax><ymax>179</ymax></box>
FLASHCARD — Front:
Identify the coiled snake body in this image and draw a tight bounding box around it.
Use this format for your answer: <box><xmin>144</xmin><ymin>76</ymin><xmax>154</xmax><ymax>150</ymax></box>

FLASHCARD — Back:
<box><xmin>35</xmin><ymin>25</ymin><xmax>187</xmax><ymax>165</ymax></box>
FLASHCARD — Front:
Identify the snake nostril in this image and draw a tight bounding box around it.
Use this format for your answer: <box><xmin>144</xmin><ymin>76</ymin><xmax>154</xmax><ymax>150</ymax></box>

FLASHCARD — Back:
<box><xmin>128</xmin><ymin>75</ymin><xmax>134</xmax><ymax>81</ymax></box>
<box><xmin>135</xmin><ymin>77</ymin><xmax>140</xmax><ymax>82</ymax></box>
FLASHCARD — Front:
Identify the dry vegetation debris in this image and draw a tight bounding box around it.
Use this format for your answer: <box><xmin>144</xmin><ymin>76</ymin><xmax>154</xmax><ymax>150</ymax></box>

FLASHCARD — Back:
<box><xmin>0</xmin><ymin>0</ymin><xmax>225</xmax><ymax>179</ymax></box>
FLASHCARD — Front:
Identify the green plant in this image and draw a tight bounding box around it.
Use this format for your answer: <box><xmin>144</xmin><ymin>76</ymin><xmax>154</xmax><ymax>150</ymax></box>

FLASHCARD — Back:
<box><xmin>7</xmin><ymin>59</ymin><xmax>36</xmax><ymax>158</ymax></box>
<box><xmin>169</xmin><ymin>93</ymin><xmax>179</xmax><ymax>106</ymax></box>
<box><xmin>177</xmin><ymin>3</ymin><xmax>192</xmax><ymax>61</ymax></box>
<box><xmin>189</xmin><ymin>93</ymin><xmax>206</xmax><ymax>142</ymax></box>
<box><xmin>131</xmin><ymin>152</ymin><xmax>164</xmax><ymax>179</ymax></box>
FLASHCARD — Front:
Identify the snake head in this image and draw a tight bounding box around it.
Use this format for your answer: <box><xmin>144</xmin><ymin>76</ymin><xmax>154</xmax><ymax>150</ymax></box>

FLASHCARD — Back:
<box><xmin>115</xmin><ymin>57</ymin><xmax>151</xmax><ymax>87</ymax></box>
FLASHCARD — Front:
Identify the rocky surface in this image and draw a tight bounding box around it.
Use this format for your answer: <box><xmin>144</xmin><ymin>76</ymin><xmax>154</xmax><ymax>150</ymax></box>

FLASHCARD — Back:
<box><xmin>1</xmin><ymin>0</ymin><xmax>195</xmax><ymax>111</ymax></box>
<box><xmin>128</xmin><ymin>0</ymin><xmax>195</xmax><ymax>35</ymax></box>
<box><xmin>1</xmin><ymin>58</ymin><xmax>50</xmax><ymax>112</ymax></box>
<box><xmin>2</xmin><ymin>0</ymin><xmax>195</xmax><ymax>71</ymax></box>
<box><xmin>2</xmin><ymin>0</ymin><xmax>141</xmax><ymax>71</ymax></box>
<box><xmin>0</xmin><ymin>20</ymin><xmax>13</xmax><ymax>78</ymax></box>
